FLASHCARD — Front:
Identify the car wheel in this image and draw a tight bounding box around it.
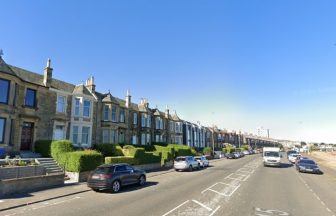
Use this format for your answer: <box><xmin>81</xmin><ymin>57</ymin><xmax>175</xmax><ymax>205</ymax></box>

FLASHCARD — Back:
<box><xmin>189</xmin><ymin>165</ymin><xmax>193</xmax><ymax>172</ymax></box>
<box><xmin>111</xmin><ymin>180</ymin><xmax>121</xmax><ymax>193</ymax></box>
<box><xmin>138</xmin><ymin>175</ymin><xmax>146</xmax><ymax>186</ymax></box>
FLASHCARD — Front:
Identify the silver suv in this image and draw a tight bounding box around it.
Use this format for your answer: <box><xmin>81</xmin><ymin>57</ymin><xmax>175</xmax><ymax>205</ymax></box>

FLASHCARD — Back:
<box><xmin>174</xmin><ymin>156</ymin><xmax>200</xmax><ymax>171</ymax></box>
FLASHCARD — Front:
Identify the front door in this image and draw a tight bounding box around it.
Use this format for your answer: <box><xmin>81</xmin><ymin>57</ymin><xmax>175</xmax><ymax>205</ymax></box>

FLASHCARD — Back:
<box><xmin>20</xmin><ymin>122</ymin><xmax>34</xmax><ymax>151</ymax></box>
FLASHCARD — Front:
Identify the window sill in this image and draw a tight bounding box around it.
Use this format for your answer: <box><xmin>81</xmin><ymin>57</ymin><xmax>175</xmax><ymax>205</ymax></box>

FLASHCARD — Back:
<box><xmin>22</xmin><ymin>105</ymin><xmax>38</xmax><ymax>110</ymax></box>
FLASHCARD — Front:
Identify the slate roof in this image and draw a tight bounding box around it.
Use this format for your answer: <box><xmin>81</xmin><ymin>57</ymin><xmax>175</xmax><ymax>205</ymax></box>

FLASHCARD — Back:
<box><xmin>72</xmin><ymin>84</ymin><xmax>93</xmax><ymax>96</ymax></box>
<box><xmin>0</xmin><ymin>57</ymin><xmax>76</xmax><ymax>93</ymax></box>
<box><xmin>0</xmin><ymin>57</ymin><xmax>17</xmax><ymax>76</ymax></box>
<box><xmin>172</xmin><ymin>112</ymin><xmax>181</xmax><ymax>121</ymax></box>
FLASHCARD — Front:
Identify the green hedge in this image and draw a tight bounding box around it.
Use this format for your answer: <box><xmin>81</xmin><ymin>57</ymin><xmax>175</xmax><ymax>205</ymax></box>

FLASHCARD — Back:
<box><xmin>51</xmin><ymin>140</ymin><xmax>74</xmax><ymax>162</ymax></box>
<box><xmin>94</xmin><ymin>144</ymin><xmax>124</xmax><ymax>157</ymax></box>
<box><xmin>203</xmin><ymin>147</ymin><xmax>212</xmax><ymax>155</ymax></box>
<box><xmin>64</xmin><ymin>150</ymin><xmax>104</xmax><ymax>172</ymax></box>
<box><xmin>34</xmin><ymin>140</ymin><xmax>53</xmax><ymax>157</ymax></box>
<box><xmin>138</xmin><ymin>152</ymin><xmax>161</xmax><ymax>164</ymax></box>
<box><xmin>50</xmin><ymin>140</ymin><xmax>103</xmax><ymax>172</ymax></box>
<box><xmin>105</xmin><ymin>156</ymin><xmax>139</xmax><ymax>165</ymax></box>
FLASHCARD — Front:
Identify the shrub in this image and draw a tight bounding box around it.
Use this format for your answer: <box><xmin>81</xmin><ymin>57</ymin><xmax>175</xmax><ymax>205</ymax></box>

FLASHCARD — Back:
<box><xmin>94</xmin><ymin>144</ymin><xmax>124</xmax><ymax>157</ymax></box>
<box><xmin>34</xmin><ymin>140</ymin><xmax>52</xmax><ymax>157</ymax></box>
<box><xmin>51</xmin><ymin>140</ymin><xmax>74</xmax><ymax>162</ymax></box>
<box><xmin>122</xmin><ymin>146</ymin><xmax>145</xmax><ymax>158</ymax></box>
<box><xmin>105</xmin><ymin>156</ymin><xmax>139</xmax><ymax>165</ymax></box>
<box><xmin>241</xmin><ymin>145</ymin><xmax>249</xmax><ymax>151</ymax></box>
<box><xmin>64</xmin><ymin>150</ymin><xmax>103</xmax><ymax>172</ymax></box>
<box><xmin>203</xmin><ymin>147</ymin><xmax>212</xmax><ymax>155</ymax></box>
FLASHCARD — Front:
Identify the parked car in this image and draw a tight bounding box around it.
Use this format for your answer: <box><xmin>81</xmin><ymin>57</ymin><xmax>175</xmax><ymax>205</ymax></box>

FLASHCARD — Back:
<box><xmin>195</xmin><ymin>156</ymin><xmax>209</xmax><ymax>168</ymax></box>
<box><xmin>288</xmin><ymin>153</ymin><xmax>301</xmax><ymax>163</ymax></box>
<box><xmin>243</xmin><ymin>150</ymin><xmax>250</xmax><ymax>155</ymax></box>
<box><xmin>87</xmin><ymin>164</ymin><xmax>146</xmax><ymax>193</ymax></box>
<box><xmin>174</xmin><ymin>156</ymin><xmax>200</xmax><ymax>171</ymax></box>
<box><xmin>296</xmin><ymin>159</ymin><xmax>321</xmax><ymax>174</ymax></box>
<box><xmin>233</xmin><ymin>152</ymin><xmax>241</xmax><ymax>158</ymax></box>
<box><xmin>226</xmin><ymin>153</ymin><xmax>236</xmax><ymax>159</ymax></box>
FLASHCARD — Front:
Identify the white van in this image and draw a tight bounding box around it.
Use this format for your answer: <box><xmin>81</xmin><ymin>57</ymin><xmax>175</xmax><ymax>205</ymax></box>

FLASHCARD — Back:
<box><xmin>263</xmin><ymin>147</ymin><xmax>281</xmax><ymax>167</ymax></box>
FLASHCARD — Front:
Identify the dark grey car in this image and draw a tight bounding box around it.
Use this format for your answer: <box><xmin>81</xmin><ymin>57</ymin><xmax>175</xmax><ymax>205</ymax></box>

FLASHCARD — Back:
<box><xmin>87</xmin><ymin>163</ymin><xmax>146</xmax><ymax>193</ymax></box>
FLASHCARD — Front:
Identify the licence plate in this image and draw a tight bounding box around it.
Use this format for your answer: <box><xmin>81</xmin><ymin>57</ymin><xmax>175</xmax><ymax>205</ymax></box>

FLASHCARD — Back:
<box><xmin>92</xmin><ymin>175</ymin><xmax>100</xmax><ymax>179</ymax></box>
<box><xmin>306</xmin><ymin>169</ymin><xmax>313</xmax><ymax>172</ymax></box>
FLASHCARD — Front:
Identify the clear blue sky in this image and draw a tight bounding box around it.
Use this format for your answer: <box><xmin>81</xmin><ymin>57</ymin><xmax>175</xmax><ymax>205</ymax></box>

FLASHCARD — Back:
<box><xmin>1</xmin><ymin>0</ymin><xmax>336</xmax><ymax>143</ymax></box>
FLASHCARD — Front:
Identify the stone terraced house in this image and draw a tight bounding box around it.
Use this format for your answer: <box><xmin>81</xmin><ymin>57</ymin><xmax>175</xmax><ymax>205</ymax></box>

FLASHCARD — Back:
<box><xmin>0</xmin><ymin>55</ymin><xmax>222</xmax><ymax>153</ymax></box>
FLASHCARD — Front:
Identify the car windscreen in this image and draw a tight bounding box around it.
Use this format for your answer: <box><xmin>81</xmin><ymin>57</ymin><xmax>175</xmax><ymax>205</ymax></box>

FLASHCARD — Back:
<box><xmin>300</xmin><ymin>160</ymin><xmax>316</xmax><ymax>165</ymax></box>
<box><xmin>175</xmin><ymin>157</ymin><xmax>186</xmax><ymax>162</ymax></box>
<box><xmin>265</xmin><ymin>152</ymin><xmax>279</xmax><ymax>157</ymax></box>
<box><xmin>194</xmin><ymin>157</ymin><xmax>201</xmax><ymax>160</ymax></box>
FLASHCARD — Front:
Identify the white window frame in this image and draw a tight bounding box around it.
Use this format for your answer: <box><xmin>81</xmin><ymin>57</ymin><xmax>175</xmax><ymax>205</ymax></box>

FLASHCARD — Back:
<box><xmin>74</xmin><ymin>98</ymin><xmax>81</xmax><ymax>116</ymax></box>
<box><xmin>103</xmin><ymin>105</ymin><xmax>109</xmax><ymax>121</ymax></box>
<box><xmin>83</xmin><ymin>100</ymin><xmax>91</xmax><ymax>118</ymax></box>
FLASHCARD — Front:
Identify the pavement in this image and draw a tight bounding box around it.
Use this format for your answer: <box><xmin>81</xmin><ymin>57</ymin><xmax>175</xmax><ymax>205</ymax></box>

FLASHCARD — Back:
<box><xmin>0</xmin><ymin>154</ymin><xmax>335</xmax><ymax>216</ymax></box>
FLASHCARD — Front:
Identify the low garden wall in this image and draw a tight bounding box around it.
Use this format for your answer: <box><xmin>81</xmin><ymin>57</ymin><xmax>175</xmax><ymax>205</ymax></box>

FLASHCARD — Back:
<box><xmin>0</xmin><ymin>173</ymin><xmax>64</xmax><ymax>196</ymax></box>
<box><xmin>0</xmin><ymin>165</ymin><xmax>46</xmax><ymax>180</ymax></box>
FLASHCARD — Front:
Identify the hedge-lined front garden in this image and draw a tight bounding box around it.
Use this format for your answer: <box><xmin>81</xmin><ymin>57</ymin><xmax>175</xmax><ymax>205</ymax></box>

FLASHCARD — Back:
<box><xmin>34</xmin><ymin>139</ymin><xmax>199</xmax><ymax>172</ymax></box>
<box><xmin>46</xmin><ymin>140</ymin><xmax>104</xmax><ymax>172</ymax></box>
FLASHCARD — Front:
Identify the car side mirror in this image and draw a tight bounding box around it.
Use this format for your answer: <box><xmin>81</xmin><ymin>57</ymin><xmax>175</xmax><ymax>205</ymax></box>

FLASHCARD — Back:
<box><xmin>130</xmin><ymin>169</ymin><xmax>134</xmax><ymax>173</ymax></box>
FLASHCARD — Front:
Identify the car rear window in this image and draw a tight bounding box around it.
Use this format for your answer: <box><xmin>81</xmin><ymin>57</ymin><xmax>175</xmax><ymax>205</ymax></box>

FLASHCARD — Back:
<box><xmin>265</xmin><ymin>152</ymin><xmax>279</xmax><ymax>157</ymax></box>
<box><xmin>175</xmin><ymin>157</ymin><xmax>186</xmax><ymax>162</ymax></box>
<box><xmin>195</xmin><ymin>157</ymin><xmax>201</xmax><ymax>160</ymax></box>
<box><xmin>95</xmin><ymin>167</ymin><xmax>113</xmax><ymax>174</ymax></box>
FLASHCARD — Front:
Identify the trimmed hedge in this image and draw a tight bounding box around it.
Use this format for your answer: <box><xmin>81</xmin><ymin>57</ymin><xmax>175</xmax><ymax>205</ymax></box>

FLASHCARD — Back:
<box><xmin>203</xmin><ymin>147</ymin><xmax>212</xmax><ymax>155</ymax></box>
<box><xmin>50</xmin><ymin>140</ymin><xmax>103</xmax><ymax>172</ymax></box>
<box><xmin>34</xmin><ymin>140</ymin><xmax>52</xmax><ymax>157</ymax></box>
<box><xmin>105</xmin><ymin>156</ymin><xmax>139</xmax><ymax>165</ymax></box>
<box><xmin>94</xmin><ymin>144</ymin><xmax>124</xmax><ymax>157</ymax></box>
<box><xmin>64</xmin><ymin>150</ymin><xmax>104</xmax><ymax>172</ymax></box>
<box><xmin>51</xmin><ymin>140</ymin><xmax>74</xmax><ymax>162</ymax></box>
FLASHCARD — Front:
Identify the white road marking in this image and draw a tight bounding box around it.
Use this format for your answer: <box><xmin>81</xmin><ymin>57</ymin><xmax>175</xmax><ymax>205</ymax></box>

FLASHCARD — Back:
<box><xmin>209</xmin><ymin>206</ymin><xmax>221</xmax><ymax>216</ymax></box>
<box><xmin>162</xmin><ymin>200</ymin><xmax>189</xmax><ymax>216</ymax></box>
<box><xmin>192</xmin><ymin>199</ymin><xmax>212</xmax><ymax>211</ymax></box>
<box><xmin>224</xmin><ymin>184</ymin><xmax>241</xmax><ymax>197</ymax></box>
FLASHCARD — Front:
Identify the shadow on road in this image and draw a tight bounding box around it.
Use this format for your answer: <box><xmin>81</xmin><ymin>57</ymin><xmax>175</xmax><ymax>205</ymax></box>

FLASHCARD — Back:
<box><xmin>100</xmin><ymin>181</ymin><xmax>159</xmax><ymax>194</ymax></box>
<box><xmin>279</xmin><ymin>163</ymin><xmax>293</xmax><ymax>168</ymax></box>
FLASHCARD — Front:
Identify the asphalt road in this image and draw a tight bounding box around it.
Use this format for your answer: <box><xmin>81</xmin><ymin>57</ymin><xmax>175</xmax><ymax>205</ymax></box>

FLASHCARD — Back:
<box><xmin>1</xmin><ymin>154</ymin><xmax>335</xmax><ymax>216</ymax></box>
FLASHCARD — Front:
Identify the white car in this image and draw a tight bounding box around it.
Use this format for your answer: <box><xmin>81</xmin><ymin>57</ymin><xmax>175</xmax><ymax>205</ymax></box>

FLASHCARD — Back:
<box><xmin>288</xmin><ymin>154</ymin><xmax>301</xmax><ymax>163</ymax></box>
<box><xmin>174</xmin><ymin>156</ymin><xmax>200</xmax><ymax>171</ymax></box>
<box><xmin>243</xmin><ymin>150</ymin><xmax>250</xmax><ymax>155</ymax></box>
<box><xmin>195</xmin><ymin>156</ymin><xmax>209</xmax><ymax>168</ymax></box>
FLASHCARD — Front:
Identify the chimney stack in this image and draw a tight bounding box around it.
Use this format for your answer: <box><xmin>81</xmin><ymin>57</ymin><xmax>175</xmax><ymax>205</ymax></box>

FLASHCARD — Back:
<box><xmin>125</xmin><ymin>89</ymin><xmax>131</xmax><ymax>108</ymax></box>
<box><xmin>43</xmin><ymin>58</ymin><xmax>53</xmax><ymax>87</ymax></box>
<box><xmin>85</xmin><ymin>76</ymin><xmax>96</xmax><ymax>93</ymax></box>
<box><xmin>165</xmin><ymin>105</ymin><xmax>170</xmax><ymax>118</ymax></box>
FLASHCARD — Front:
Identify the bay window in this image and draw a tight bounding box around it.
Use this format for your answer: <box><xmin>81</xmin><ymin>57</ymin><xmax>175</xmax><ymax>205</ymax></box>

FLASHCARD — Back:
<box><xmin>74</xmin><ymin>98</ymin><xmax>80</xmax><ymax>116</ymax></box>
<box><xmin>120</xmin><ymin>109</ymin><xmax>125</xmax><ymax>123</ymax></box>
<box><xmin>83</xmin><ymin>100</ymin><xmax>91</xmax><ymax>117</ymax></box>
<box><xmin>103</xmin><ymin>105</ymin><xmax>109</xmax><ymax>121</ymax></box>
<box><xmin>112</xmin><ymin>106</ymin><xmax>117</xmax><ymax>122</ymax></box>
<box><xmin>133</xmin><ymin>113</ymin><xmax>137</xmax><ymax>125</ymax></box>
<box><xmin>72</xmin><ymin>126</ymin><xmax>79</xmax><ymax>144</ymax></box>
<box><xmin>82</xmin><ymin>126</ymin><xmax>90</xmax><ymax>144</ymax></box>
